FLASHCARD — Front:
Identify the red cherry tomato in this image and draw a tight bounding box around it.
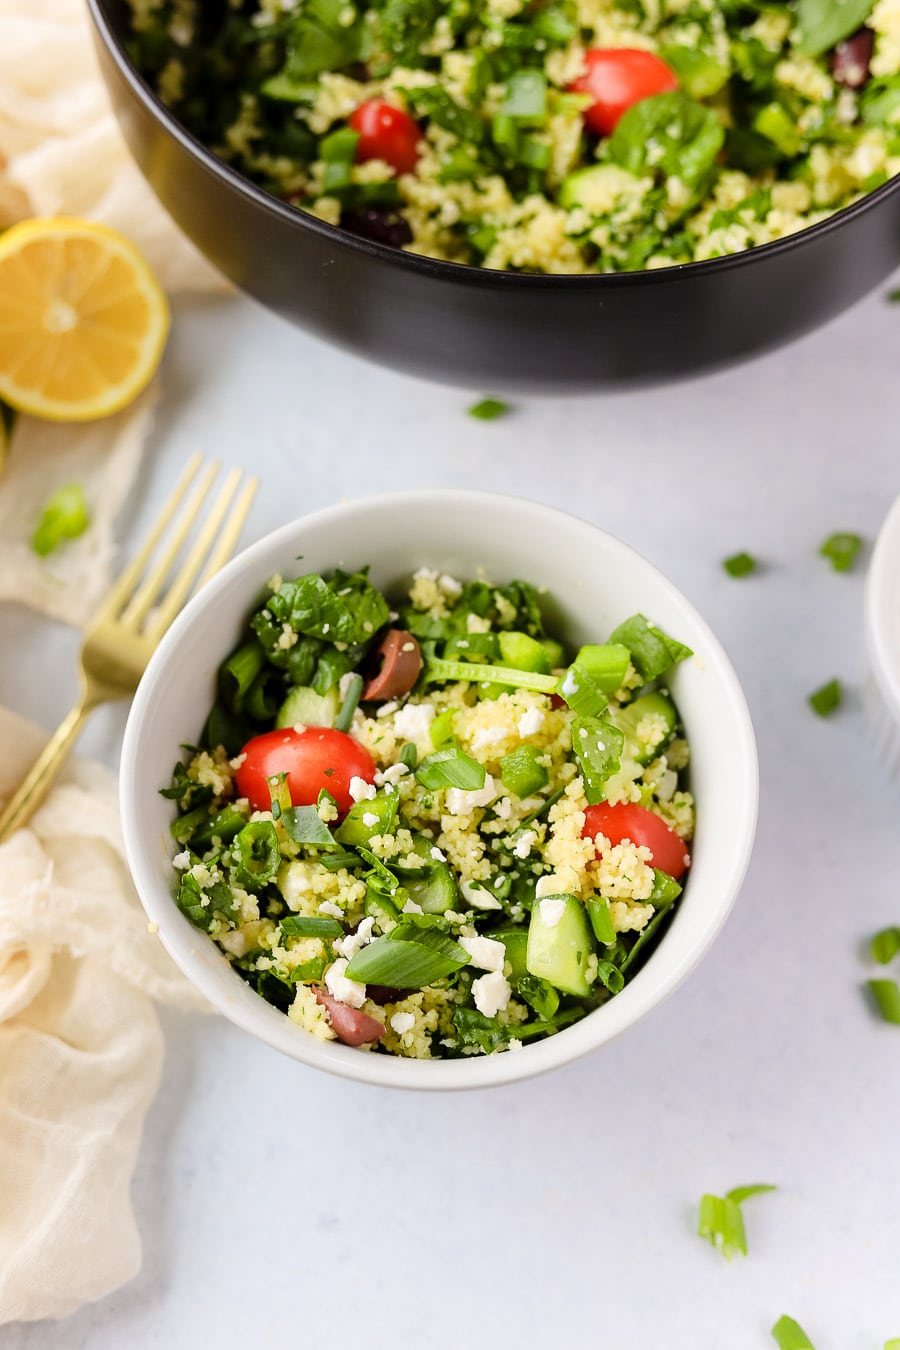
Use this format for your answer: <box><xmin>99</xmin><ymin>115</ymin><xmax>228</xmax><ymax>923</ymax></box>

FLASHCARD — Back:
<box><xmin>234</xmin><ymin>727</ymin><xmax>376</xmax><ymax>816</ymax></box>
<box><xmin>349</xmin><ymin>98</ymin><xmax>421</xmax><ymax>175</ymax></box>
<box><xmin>568</xmin><ymin>48</ymin><xmax>678</xmax><ymax>137</ymax></box>
<box><xmin>582</xmin><ymin>801</ymin><xmax>690</xmax><ymax>879</ymax></box>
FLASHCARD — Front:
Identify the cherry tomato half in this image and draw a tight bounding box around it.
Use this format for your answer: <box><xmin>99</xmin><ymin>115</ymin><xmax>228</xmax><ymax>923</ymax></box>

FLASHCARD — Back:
<box><xmin>349</xmin><ymin>98</ymin><xmax>421</xmax><ymax>175</ymax></box>
<box><xmin>234</xmin><ymin>727</ymin><xmax>376</xmax><ymax>816</ymax></box>
<box><xmin>569</xmin><ymin>48</ymin><xmax>678</xmax><ymax>137</ymax></box>
<box><xmin>582</xmin><ymin>801</ymin><xmax>690</xmax><ymax>880</ymax></box>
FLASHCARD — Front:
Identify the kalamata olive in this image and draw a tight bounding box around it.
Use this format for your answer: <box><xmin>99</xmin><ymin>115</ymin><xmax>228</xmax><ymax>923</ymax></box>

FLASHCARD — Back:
<box><xmin>363</xmin><ymin>629</ymin><xmax>423</xmax><ymax>700</ymax></box>
<box><xmin>341</xmin><ymin>208</ymin><xmax>414</xmax><ymax>249</ymax></box>
<box><xmin>315</xmin><ymin>989</ymin><xmax>385</xmax><ymax>1046</ymax></box>
<box><xmin>833</xmin><ymin>29</ymin><xmax>874</xmax><ymax>88</ymax></box>
<box><xmin>365</xmin><ymin>985</ymin><xmax>406</xmax><ymax>1005</ymax></box>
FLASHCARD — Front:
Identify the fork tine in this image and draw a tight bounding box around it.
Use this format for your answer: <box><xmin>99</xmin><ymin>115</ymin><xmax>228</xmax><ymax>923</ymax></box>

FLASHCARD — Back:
<box><xmin>118</xmin><ymin>460</ymin><xmax>220</xmax><ymax>631</ymax></box>
<box><xmin>194</xmin><ymin>475</ymin><xmax>259</xmax><ymax>591</ymax></box>
<box><xmin>94</xmin><ymin>453</ymin><xmax>204</xmax><ymax>621</ymax></box>
<box><xmin>144</xmin><ymin>466</ymin><xmax>244</xmax><ymax>640</ymax></box>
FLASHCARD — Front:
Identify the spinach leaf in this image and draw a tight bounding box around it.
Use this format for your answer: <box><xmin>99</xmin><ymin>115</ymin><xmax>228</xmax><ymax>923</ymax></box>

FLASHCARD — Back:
<box><xmin>796</xmin><ymin>0</ymin><xmax>875</xmax><ymax>58</ymax></box>
<box><xmin>607</xmin><ymin>91</ymin><xmax>724</xmax><ymax>195</ymax></box>
<box><xmin>279</xmin><ymin>0</ymin><xmax>365</xmax><ymax>82</ymax></box>
<box><xmin>571</xmin><ymin>715</ymin><xmax>624</xmax><ymax>805</ymax></box>
<box><xmin>176</xmin><ymin>873</ymin><xmax>237</xmax><ymax>931</ymax></box>
<box><xmin>260</xmin><ymin>568</ymin><xmax>389</xmax><ymax>646</ymax></box>
<box><xmin>403</xmin><ymin>86</ymin><xmax>486</xmax><ymax>145</ymax></box>
<box><xmin>607</xmin><ymin>613</ymin><xmax>692</xmax><ymax>682</ymax></box>
<box><xmin>373</xmin><ymin>0</ymin><xmax>446</xmax><ymax>72</ymax></box>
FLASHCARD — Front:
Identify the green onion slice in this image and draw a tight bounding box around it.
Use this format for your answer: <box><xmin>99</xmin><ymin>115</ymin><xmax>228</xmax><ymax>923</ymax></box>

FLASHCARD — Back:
<box><xmin>867</xmin><ymin>978</ymin><xmax>900</xmax><ymax>1024</ymax></box>
<box><xmin>32</xmin><ymin>483</ymin><xmax>90</xmax><ymax>557</ymax></box>
<box><xmin>280</xmin><ymin>915</ymin><xmax>343</xmax><ymax>938</ymax></box>
<box><xmin>698</xmin><ymin>1183</ymin><xmax>776</xmax><ymax>1260</ymax></box>
<box><xmin>871</xmin><ymin>926</ymin><xmax>900</xmax><ymax>965</ymax></box>
<box><xmin>468</xmin><ymin>397</ymin><xmax>509</xmax><ymax>420</ymax></box>
<box><xmin>345</xmin><ymin>924</ymin><xmax>469</xmax><ymax>987</ymax></box>
<box><xmin>722</xmin><ymin>551</ymin><xmax>757</xmax><ymax>578</ymax></box>
<box><xmin>335</xmin><ymin>672</ymin><xmax>363</xmax><ymax>732</ymax></box>
<box><xmin>771</xmin><ymin>1315</ymin><xmax>815</xmax><ymax>1349</ymax></box>
<box><xmin>232</xmin><ymin>820</ymin><xmax>280</xmax><ymax>891</ymax></box>
<box><xmin>424</xmin><ymin>656</ymin><xmax>558</xmax><ymax>694</ymax></box>
<box><xmin>808</xmin><ymin>679</ymin><xmax>842</xmax><ymax>717</ymax></box>
<box><xmin>416</xmin><ymin>746</ymin><xmax>486</xmax><ymax>791</ymax></box>
<box><xmin>819</xmin><ymin>531</ymin><xmax>862</xmax><ymax>572</ymax></box>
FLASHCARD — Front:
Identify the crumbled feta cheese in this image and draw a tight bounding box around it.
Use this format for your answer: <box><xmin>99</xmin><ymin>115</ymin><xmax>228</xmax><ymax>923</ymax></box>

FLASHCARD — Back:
<box><xmin>319</xmin><ymin>900</ymin><xmax>344</xmax><ymax>919</ymax></box>
<box><xmin>513</xmin><ymin>829</ymin><xmax>537</xmax><ymax>860</ymax></box>
<box><xmin>430</xmin><ymin>846</ymin><xmax>446</xmax><ymax>862</ymax></box>
<box><xmin>172</xmin><ymin>850</ymin><xmax>190</xmax><ymax>870</ymax></box>
<box><xmin>446</xmin><ymin>774</ymin><xmax>497</xmax><ymax>816</ymax></box>
<box><xmin>538</xmin><ymin>896</ymin><xmax>567</xmax><ymax>928</ymax></box>
<box><xmin>375</xmin><ymin>762</ymin><xmax>409</xmax><ymax>787</ymax></box>
<box><xmin>402</xmin><ymin>899</ymin><xmax>425</xmax><ymax>915</ymax></box>
<box><xmin>390</xmin><ymin>1011</ymin><xmax>416</xmax><ymax>1034</ymax></box>
<box><xmin>376</xmin><ymin>700</ymin><xmax>399</xmax><ymax>719</ymax></box>
<box><xmin>459</xmin><ymin>935</ymin><xmax>506</xmax><ymax>972</ymax></box>
<box><xmin>493</xmin><ymin>796</ymin><xmax>513</xmax><ymax>820</ymax></box>
<box><xmin>471</xmin><ymin>725</ymin><xmax>507</xmax><ymax>751</ymax></box>
<box><xmin>349</xmin><ymin>776</ymin><xmax>377</xmax><ymax>802</ymax></box>
<box><xmin>472</xmin><ymin>970</ymin><xmax>511</xmax><ymax>1018</ymax></box>
<box><xmin>460</xmin><ymin>878</ymin><xmax>503</xmax><ymax>910</ymax></box>
<box><xmin>517</xmin><ymin>707</ymin><xmax>544</xmax><ymax>737</ymax></box>
<box><xmin>392</xmin><ymin>701</ymin><xmax>436</xmax><ymax>742</ymax></box>
<box><xmin>228</xmin><ymin>752</ymin><xmax>247</xmax><ymax>770</ymax></box>
<box><xmin>324</xmin><ymin>957</ymin><xmax>366</xmax><ymax>1008</ymax></box>
<box><xmin>276</xmin><ymin>623</ymin><xmax>298</xmax><ymax>650</ymax></box>
<box><xmin>362</xmin><ymin>812</ymin><xmax>379</xmax><ymax>827</ymax></box>
<box><xmin>334</xmin><ymin>916</ymin><xmax>375</xmax><ymax>960</ymax></box>
<box><xmin>438</xmin><ymin>573</ymin><xmax>463</xmax><ymax>597</ymax></box>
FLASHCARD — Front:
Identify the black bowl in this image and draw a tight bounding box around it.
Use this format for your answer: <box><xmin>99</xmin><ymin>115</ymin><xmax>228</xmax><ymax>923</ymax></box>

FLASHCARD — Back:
<box><xmin>89</xmin><ymin>0</ymin><xmax>900</xmax><ymax>394</ymax></box>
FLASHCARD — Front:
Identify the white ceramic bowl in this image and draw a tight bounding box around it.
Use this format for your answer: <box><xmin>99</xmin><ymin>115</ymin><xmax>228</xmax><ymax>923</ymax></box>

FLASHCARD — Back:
<box><xmin>121</xmin><ymin>490</ymin><xmax>758</xmax><ymax>1090</ymax></box>
<box><xmin>865</xmin><ymin>493</ymin><xmax>900</xmax><ymax>784</ymax></box>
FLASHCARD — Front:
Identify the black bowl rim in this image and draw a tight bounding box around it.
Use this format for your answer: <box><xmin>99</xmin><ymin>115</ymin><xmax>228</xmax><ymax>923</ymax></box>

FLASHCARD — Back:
<box><xmin>89</xmin><ymin>0</ymin><xmax>900</xmax><ymax>291</ymax></box>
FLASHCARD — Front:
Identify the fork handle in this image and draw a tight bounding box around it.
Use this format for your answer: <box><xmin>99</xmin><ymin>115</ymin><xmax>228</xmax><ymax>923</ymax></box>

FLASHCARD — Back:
<box><xmin>0</xmin><ymin>699</ymin><xmax>94</xmax><ymax>844</ymax></box>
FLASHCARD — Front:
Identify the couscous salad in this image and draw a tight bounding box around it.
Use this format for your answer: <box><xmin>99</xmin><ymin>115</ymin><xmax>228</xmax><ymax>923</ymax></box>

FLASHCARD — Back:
<box><xmin>127</xmin><ymin>0</ymin><xmax>900</xmax><ymax>272</ymax></box>
<box><xmin>163</xmin><ymin>566</ymin><xmax>695</xmax><ymax>1057</ymax></box>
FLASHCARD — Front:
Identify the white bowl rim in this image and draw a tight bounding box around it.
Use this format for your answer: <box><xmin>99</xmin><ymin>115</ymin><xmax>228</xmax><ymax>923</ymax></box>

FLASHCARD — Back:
<box><xmin>865</xmin><ymin>493</ymin><xmax>900</xmax><ymax>727</ymax></box>
<box><xmin>120</xmin><ymin>488</ymin><xmax>759</xmax><ymax>1091</ymax></box>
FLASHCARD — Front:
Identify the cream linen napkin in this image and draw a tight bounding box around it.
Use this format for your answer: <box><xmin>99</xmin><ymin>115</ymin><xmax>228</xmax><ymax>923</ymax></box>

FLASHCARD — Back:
<box><xmin>0</xmin><ymin>0</ymin><xmax>230</xmax><ymax>623</ymax></box>
<box><xmin>0</xmin><ymin>706</ymin><xmax>208</xmax><ymax>1324</ymax></box>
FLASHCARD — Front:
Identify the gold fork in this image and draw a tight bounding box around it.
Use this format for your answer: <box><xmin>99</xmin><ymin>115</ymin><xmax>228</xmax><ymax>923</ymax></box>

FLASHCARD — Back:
<box><xmin>0</xmin><ymin>454</ymin><xmax>258</xmax><ymax>843</ymax></box>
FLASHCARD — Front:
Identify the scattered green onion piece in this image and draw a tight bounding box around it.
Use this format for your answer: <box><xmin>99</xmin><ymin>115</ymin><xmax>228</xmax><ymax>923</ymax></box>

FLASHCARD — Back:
<box><xmin>867</xmin><ymin>978</ymin><xmax>900</xmax><ymax>1024</ymax></box>
<box><xmin>319</xmin><ymin>848</ymin><xmax>361</xmax><ymax>872</ymax></box>
<box><xmin>516</xmin><ymin>973</ymin><xmax>559</xmax><ymax>1020</ymax></box>
<box><xmin>819</xmin><ymin>531</ymin><xmax>863</xmax><ymax>572</ymax></box>
<box><xmin>808</xmin><ymin>679</ymin><xmax>842</xmax><ymax>717</ymax></box>
<box><xmin>32</xmin><ymin>483</ymin><xmax>90</xmax><ymax>557</ymax></box>
<box><xmin>287</xmin><ymin>956</ymin><xmax>327</xmax><ymax>983</ymax></box>
<box><xmin>500</xmin><ymin>745</ymin><xmax>549</xmax><ymax>798</ymax></box>
<box><xmin>586</xmin><ymin>897</ymin><xmax>616</xmax><ymax>945</ymax></box>
<box><xmin>280</xmin><ymin>915</ymin><xmax>342</xmax><ymax>938</ymax></box>
<box><xmin>649</xmin><ymin>869</ymin><xmax>682</xmax><ymax>908</ymax></box>
<box><xmin>345</xmin><ymin>924</ymin><xmax>469</xmax><ymax>987</ymax></box>
<box><xmin>771</xmin><ymin>1315</ymin><xmax>815</xmax><ymax>1349</ymax></box>
<box><xmin>399</xmin><ymin>741</ymin><xmax>419</xmax><ymax>770</ymax></box>
<box><xmin>232</xmin><ymin>820</ymin><xmax>280</xmax><ymax>891</ymax></box>
<box><xmin>281</xmin><ymin>805</ymin><xmax>335</xmax><ymax>848</ymax></box>
<box><xmin>429</xmin><ymin>710</ymin><xmax>456</xmax><ymax>748</ymax></box>
<box><xmin>722</xmin><ymin>551</ymin><xmax>757</xmax><ymax>578</ymax></box>
<box><xmin>698</xmin><ymin>1184</ymin><xmax>776</xmax><ymax>1260</ymax></box>
<box><xmin>334</xmin><ymin>672</ymin><xmax>363</xmax><ymax>732</ymax></box>
<box><xmin>594</xmin><ymin>959</ymin><xmax>625</xmax><ymax>993</ymax></box>
<box><xmin>416</xmin><ymin>746</ymin><xmax>486</xmax><ymax>791</ymax></box>
<box><xmin>355</xmin><ymin>844</ymin><xmax>400</xmax><ymax>891</ymax></box>
<box><xmin>557</xmin><ymin>662</ymin><xmax>607</xmax><ymax>718</ymax></box>
<box><xmin>607</xmin><ymin>613</ymin><xmax>692</xmax><ymax>682</ymax></box>
<box><xmin>424</xmin><ymin>656</ymin><xmax>558</xmax><ymax>693</ymax></box>
<box><xmin>871</xmin><ymin>926</ymin><xmax>900</xmax><ymax>965</ymax></box>
<box><xmin>468</xmin><ymin>397</ymin><xmax>509</xmax><ymax>421</ymax></box>
<box><xmin>171</xmin><ymin>803</ymin><xmax>246</xmax><ymax>848</ymax></box>
<box><xmin>218</xmin><ymin>641</ymin><xmax>266</xmax><ymax>711</ymax></box>
<box><xmin>335</xmin><ymin>789</ymin><xmax>398</xmax><ymax>845</ymax></box>
<box><xmin>884</xmin><ymin>1340</ymin><xmax>900</xmax><ymax>1349</ymax></box>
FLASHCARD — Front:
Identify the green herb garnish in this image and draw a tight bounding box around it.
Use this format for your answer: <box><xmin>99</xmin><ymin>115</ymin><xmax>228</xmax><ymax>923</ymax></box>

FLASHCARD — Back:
<box><xmin>819</xmin><ymin>531</ymin><xmax>863</xmax><ymax>572</ymax></box>
<box><xmin>771</xmin><ymin>1315</ymin><xmax>815</xmax><ymax>1349</ymax></box>
<box><xmin>871</xmin><ymin>926</ymin><xmax>900</xmax><ymax>965</ymax></box>
<box><xmin>867</xmin><ymin>978</ymin><xmax>900</xmax><ymax>1024</ymax></box>
<box><xmin>280</xmin><ymin>915</ymin><xmax>343</xmax><ymax>938</ymax></box>
<box><xmin>345</xmin><ymin>923</ymin><xmax>469</xmax><ymax>987</ymax></box>
<box><xmin>722</xmin><ymin>551</ymin><xmax>757</xmax><ymax>578</ymax></box>
<box><xmin>32</xmin><ymin>483</ymin><xmax>90</xmax><ymax>557</ymax></box>
<box><xmin>468</xmin><ymin>397</ymin><xmax>509</xmax><ymax>420</ymax></box>
<box><xmin>697</xmin><ymin>1183</ymin><xmax>776</xmax><ymax>1260</ymax></box>
<box><xmin>416</xmin><ymin>746</ymin><xmax>486</xmax><ymax>791</ymax></box>
<box><xmin>808</xmin><ymin>679</ymin><xmax>842</xmax><ymax>717</ymax></box>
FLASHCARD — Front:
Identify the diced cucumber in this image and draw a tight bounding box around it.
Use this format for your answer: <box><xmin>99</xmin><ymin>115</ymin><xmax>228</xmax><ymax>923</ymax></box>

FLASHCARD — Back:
<box><xmin>405</xmin><ymin>861</ymin><xmax>458</xmax><ymax>914</ymax></box>
<box><xmin>275</xmin><ymin>684</ymin><xmax>339</xmax><ymax>730</ymax></box>
<box><xmin>609</xmin><ymin>690</ymin><xmax>677</xmax><ymax>766</ymax></box>
<box><xmin>526</xmin><ymin>894</ymin><xmax>596</xmax><ymax>997</ymax></box>
<box><xmin>335</xmin><ymin>790</ymin><xmax>398</xmax><ymax>846</ymax></box>
<box><xmin>498</xmin><ymin>631</ymin><xmax>552</xmax><ymax>674</ymax></box>
<box><xmin>390</xmin><ymin>831</ymin><xmax>437</xmax><ymax>877</ymax></box>
<box><xmin>541</xmin><ymin>638</ymin><xmax>565</xmax><ymax>669</ymax></box>
<box><xmin>500</xmin><ymin>745</ymin><xmax>549</xmax><ymax>797</ymax></box>
<box><xmin>492</xmin><ymin>927</ymin><xmax>529</xmax><ymax>982</ymax></box>
<box><xmin>429</xmin><ymin>709</ymin><xmax>456</xmax><ymax>748</ymax></box>
<box><xmin>558</xmin><ymin>163</ymin><xmax>623</xmax><ymax>212</ymax></box>
<box><xmin>574</xmin><ymin>644</ymin><xmax>631</xmax><ymax>693</ymax></box>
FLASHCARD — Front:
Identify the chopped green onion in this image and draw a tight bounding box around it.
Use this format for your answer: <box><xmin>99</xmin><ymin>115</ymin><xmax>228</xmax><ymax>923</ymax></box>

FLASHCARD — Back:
<box><xmin>594</xmin><ymin>959</ymin><xmax>625</xmax><ymax>993</ymax></box>
<box><xmin>884</xmin><ymin>1340</ymin><xmax>900</xmax><ymax>1349</ymax></box>
<box><xmin>722</xmin><ymin>551</ymin><xmax>757</xmax><ymax>578</ymax></box>
<box><xmin>573</xmin><ymin>644</ymin><xmax>632</xmax><ymax>692</ymax></box>
<box><xmin>428</xmin><ymin>710</ymin><xmax>456</xmax><ymax>748</ymax></box>
<box><xmin>345</xmin><ymin>924</ymin><xmax>469</xmax><ymax>987</ymax></box>
<box><xmin>586</xmin><ymin>897</ymin><xmax>616</xmax><ymax>945</ymax></box>
<box><xmin>399</xmin><ymin>741</ymin><xmax>419</xmax><ymax>770</ymax></box>
<box><xmin>355</xmin><ymin>845</ymin><xmax>400</xmax><ymax>891</ymax></box>
<box><xmin>280</xmin><ymin>915</ymin><xmax>342</xmax><ymax>938</ymax></box>
<box><xmin>424</xmin><ymin>656</ymin><xmax>558</xmax><ymax>693</ymax></box>
<box><xmin>570</xmin><ymin>714</ymin><xmax>624</xmax><ymax>805</ymax></box>
<box><xmin>520</xmin><ymin>785</ymin><xmax>565</xmax><ymax>827</ymax></box>
<box><xmin>218</xmin><ymin>641</ymin><xmax>266</xmax><ymax>711</ymax></box>
<box><xmin>808</xmin><ymin>679</ymin><xmax>842</xmax><ymax>717</ymax></box>
<box><xmin>649</xmin><ymin>869</ymin><xmax>682</xmax><ymax>908</ymax></box>
<box><xmin>176</xmin><ymin>873</ymin><xmax>236</xmax><ymax>931</ymax></box>
<box><xmin>32</xmin><ymin>483</ymin><xmax>90</xmax><ymax>557</ymax></box>
<box><xmin>500</xmin><ymin>745</ymin><xmax>549</xmax><ymax>798</ymax></box>
<box><xmin>416</xmin><ymin>746</ymin><xmax>486</xmax><ymax>791</ymax></box>
<box><xmin>516</xmin><ymin>973</ymin><xmax>559</xmax><ymax>1020</ymax></box>
<box><xmin>287</xmin><ymin>956</ymin><xmax>327</xmax><ymax>983</ymax></box>
<box><xmin>819</xmin><ymin>531</ymin><xmax>863</xmax><ymax>572</ymax></box>
<box><xmin>866</xmin><ymin>978</ymin><xmax>900</xmax><ymax>1024</ymax></box>
<box><xmin>232</xmin><ymin>820</ymin><xmax>280</xmax><ymax>891</ymax></box>
<box><xmin>500</xmin><ymin>68</ymin><xmax>547</xmax><ymax>121</ymax></box>
<box><xmin>281</xmin><ymin>805</ymin><xmax>335</xmax><ymax>848</ymax></box>
<box><xmin>335</xmin><ymin>672</ymin><xmax>363</xmax><ymax>732</ymax></box>
<box><xmin>557</xmin><ymin>663</ymin><xmax>607</xmax><ymax>717</ymax></box>
<box><xmin>171</xmin><ymin>803</ymin><xmax>246</xmax><ymax>848</ymax></box>
<box><xmin>468</xmin><ymin>397</ymin><xmax>509</xmax><ymax>420</ymax></box>
<box><xmin>771</xmin><ymin>1315</ymin><xmax>815</xmax><ymax>1349</ymax></box>
<box><xmin>871</xmin><ymin>926</ymin><xmax>900</xmax><ymax>965</ymax></box>
<box><xmin>335</xmin><ymin>789</ymin><xmax>398</xmax><ymax>845</ymax></box>
<box><xmin>607</xmin><ymin>613</ymin><xmax>692</xmax><ymax>682</ymax></box>
<box><xmin>698</xmin><ymin>1184</ymin><xmax>776</xmax><ymax>1260</ymax></box>
<box><xmin>318</xmin><ymin>848</ymin><xmax>361</xmax><ymax>872</ymax></box>
<box><xmin>498</xmin><ymin>630</ymin><xmax>551</xmax><ymax>674</ymax></box>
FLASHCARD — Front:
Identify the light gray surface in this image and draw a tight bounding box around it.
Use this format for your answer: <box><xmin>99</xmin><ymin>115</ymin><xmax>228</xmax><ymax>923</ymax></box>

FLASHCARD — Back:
<box><xmin>2</xmin><ymin>284</ymin><xmax>900</xmax><ymax>1349</ymax></box>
